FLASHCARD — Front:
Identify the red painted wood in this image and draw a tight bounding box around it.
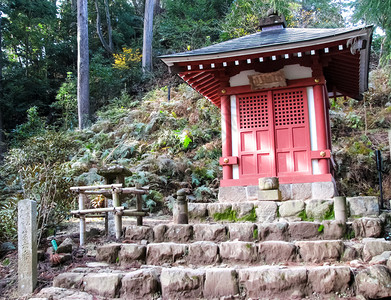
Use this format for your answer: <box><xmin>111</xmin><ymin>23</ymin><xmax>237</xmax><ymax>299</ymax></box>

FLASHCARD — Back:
<box><xmin>237</xmin><ymin>91</ymin><xmax>275</xmax><ymax>178</ymax></box>
<box><xmin>273</xmin><ymin>88</ymin><xmax>312</xmax><ymax>176</ymax></box>
<box><xmin>219</xmin><ymin>156</ymin><xmax>238</xmax><ymax>165</ymax></box>
<box><xmin>313</xmin><ymin>84</ymin><xmax>330</xmax><ymax>174</ymax></box>
<box><xmin>222</xmin><ymin>77</ymin><xmax>325</xmax><ymax>96</ymax></box>
<box><xmin>235</xmin><ymin>87</ymin><xmax>313</xmax><ymax>181</ymax></box>
<box><xmin>221</xmin><ymin>95</ymin><xmax>232</xmax><ymax>180</ymax></box>
<box><xmin>220</xmin><ymin>174</ymin><xmax>333</xmax><ymax>186</ymax></box>
<box><xmin>311</xmin><ymin>150</ymin><xmax>331</xmax><ymax>159</ymax></box>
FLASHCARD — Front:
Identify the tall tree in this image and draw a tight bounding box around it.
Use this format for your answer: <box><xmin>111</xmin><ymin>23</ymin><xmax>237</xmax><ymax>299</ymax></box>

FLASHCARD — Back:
<box><xmin>142</xmin><ymin>0</ymin><xmax>155</xmax><ymax>73</ymax></box>
<box><xmin>0</xmin><ymin>12</ymin><xmax>4</xmax><ymax>157</ymax></box>
<box><xmin>351</xmin><ymin>0</ymin><xmax>391</xmax><ymax>64</ymax></box>
<box><xmin>95</xmin><ymin>0</ymin><xmax>113</xmax><ymax>54</ymax></box>
<box><xmin>77</xmin><ymin>0</ymin><xmax>90</xmax><ymax>129</ymax></box>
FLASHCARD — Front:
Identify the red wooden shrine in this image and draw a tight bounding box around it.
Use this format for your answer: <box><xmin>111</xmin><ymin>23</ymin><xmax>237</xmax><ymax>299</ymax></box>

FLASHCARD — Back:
<box><xmin>160</xmin><ymin>16</ymin><xmax>372</xmax><ymax>191</ymax></box>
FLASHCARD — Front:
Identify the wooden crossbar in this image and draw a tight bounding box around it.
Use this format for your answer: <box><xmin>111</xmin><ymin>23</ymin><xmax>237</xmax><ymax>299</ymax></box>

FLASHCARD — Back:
<box><xmin>70</xmin><ymin>184</ymin><xmax>123</xmax><ymax>191</ymax></box>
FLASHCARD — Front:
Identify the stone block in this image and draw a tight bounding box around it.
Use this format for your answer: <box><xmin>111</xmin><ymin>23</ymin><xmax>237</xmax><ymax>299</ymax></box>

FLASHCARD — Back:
<box><xmin>34</xmin><ymin>287</ymin><xmax>94</xmax><ymax>300</ymax></box>
<box><xmin>83</xmin><ymin>273</ymin><xmax>122</xmax><ymax>298</ymax></box>
<box><xmin>323</xmin><ymin>220</ymin><xmax>346</xmax><ymax>240</ymax></box>
<box><xmin>258</xmin><ymin>189</ymin><xmax>282</xmax><ymax>201</ymax></box>
<box><xmin>353</xmin><ymin>218</ymin><xmax>382</xmax><ymax>238</ymax></box>
<box><xmin>119</xmin><ymin>244</ymin><xmax>146</xmax><ymax>265</ymax></box>
<box><xmin>279</xmin><ymin>184</ymin><xmax>292</xmax><ymax>200</ymax></box>
<box><xmin>152</xmin><ymin>224</ymin><xmax>166</xmax><ymax>242</ymax></box>
<box><xmin>193</xmin><ymin>224</ymin><xmax>227</xmax><ymax>242</ymax></box>
<box><xmin>239</xmin><ymin>266</ymin><xmax>307</xmax><ymax>299</ymax></box>
<box><xmin>259</xmin><ymin>177</ymin><xmax>279</xmax><ymax>190</ymax></box>
<box><xmin>279</xmin><ymin>200</ymin><xmax>305</xmax><ymax>218</ymax></box>
<box><xmin>188</xmin><ymin>241</ymin><xmax>219</xmax><ymax>265</ymax></box>
<box><xmin>311</xmin><ymin>181</ymin><xmax>336</xmax><ymax>199</ymax></box>
<box><xmin>218</xmin><ymin>186</ymin><xmax>247</xmax><ymax>202</ymax></box>
<box><xmin>308</xmin><ymin>266</ymin><xmax>352</xmax><ymax>294</ymax></box>
<box><xmin>305</xmin><ymin>199</ymin><xmax>333</xmax><ymax>220</ymax></box>
<box><xmin>255</xmin><ymin>201</ymin><xmax>278</xmax><ymax>223</ymax></box>
<box><xmin>258</xmin><ymin>222</ymin><xmax>289</xmax><ymax>241</ymax></box>
<box><xmin>341</xmin><ymin>243</ymin><xmax>360</xmax><ymax>262</ymax></box>
<box><xmin>121</xmin><ymin>269</ymin><xmax>159</xmax><ymax>299</ymax></box>
<box><xmin>288</xmin><ymin>222</ymin><xmax>321</xmax><ymax>241</ymax></box>
<box><xmin>355</xmin><ymin>265</ymin><xmax>391</xmax><ymax>299</ymax></box>
<box><xmin>164</xmin><ymin>224</ymin><xmax>193</xmax><ymax>243</ymax></box>
<box><xmin>207</xmin><ymin>203</ymin><xmax>232</xmax><ymax>220</ymax></box>
<box><xmin>160</xmin><ymin>268</ymin><xmax>205</xmax><ymax>299</ymax></box>
<box><xmin>204</xmin><ymin>268</ymin><xmax>239</xmax><ymax>298</ymax></box>
<box><xmin>53</xmin><ymin>272</ymin><xmax>84</xmax><ymax>289</ymax></box>
<box><xmin>292</xmin><ymin>183</ymin><xmax>312</xmax><ymax>200</ymax></box>
<box><xmin>295</xmin><ymin>240</ymin><xmax>344</xmax><ymax>263</ymax></box>
<box><xmin>96</xmin><ymin>243</ymin><xmax>121</xmax><ymax>263</ymax></box>
<box><xmin>363</xmin><ymin>238</ymin><xmax>391</xmax><ymax>261</ymax></box>
<box><xmin>125</xmin><ymin>225</ymin><xmax>153</xmax><ymax>242</ymax></box>
<box><xmin>220</xmin><ymin>241</ymin><xmax>258</xmax><ymax>263</ymax></box>
<box><xmin>369</xmin><ymin>251</ymin><xmax>391</xmax><ymax>265</ymax></box>
<box><xmin>146</xmin><ymin>242</ymin><xmax>187</xmax><ymax>265</ymax></box>
<box><xmin>259</xmin><ymin>241</ymin><xmax>297</xmax><ymax>264</ymax></box>
<box><xmin>57</xmin><ymin>237</ymin><xmax>75</xmax><ymax>254</ymax></box>
<box><xmin>18</xmin><ymin>199</ymin><xmax>37</xmax><ymax>296</ymax></box>
<box><xmin>232</xmin><ymin>202</ymin><xmax>254</xmax><ymax>219</ymax></box>
<box><xmin>347</xmin><ymin>196</ymin><xmax>380</xmax><ymax>217</ymax></box>
<box><xmin>188</xmin><ymin>203</ymin><xmax>208</xmax><ymax>219</ymax></box>
<box><xmin>228</xmin><ymin>223</ymin><xmax>257</xmax><ymax>241</ymax></box>
<box><xmin>246</xmin><ymin>185</ymin><xmax>259</xmax><ymax>201</ymax></box>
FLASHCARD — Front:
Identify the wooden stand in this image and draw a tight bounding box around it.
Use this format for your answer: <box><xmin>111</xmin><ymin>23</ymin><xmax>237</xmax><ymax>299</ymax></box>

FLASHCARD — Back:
<box><xmin>70</xmin><ymin>184</ymin><xmax>149</xmax><ymax>244</ymax></box>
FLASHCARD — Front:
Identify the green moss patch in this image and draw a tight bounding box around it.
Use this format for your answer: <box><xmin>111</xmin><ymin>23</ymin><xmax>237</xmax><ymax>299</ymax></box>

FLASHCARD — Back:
<box><xmin>213</xmin><ymin>208</ymin><xmax>237</xmax><ymax>222</ymax></box>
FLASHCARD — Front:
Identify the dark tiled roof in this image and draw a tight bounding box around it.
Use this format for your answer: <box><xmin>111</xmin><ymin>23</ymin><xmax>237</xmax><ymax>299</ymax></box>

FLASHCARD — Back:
<box><xmin>160</xmin><ymin>27</ymin><xmax>370</xmax><ymax>58</ymax></box>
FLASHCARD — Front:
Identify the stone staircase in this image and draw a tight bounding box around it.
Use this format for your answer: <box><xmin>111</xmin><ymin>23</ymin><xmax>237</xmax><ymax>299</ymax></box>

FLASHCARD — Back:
<box><xmin>32</xmin><ymin>197</ymin><xmax>391</xmax><ymax>300</ymax></box>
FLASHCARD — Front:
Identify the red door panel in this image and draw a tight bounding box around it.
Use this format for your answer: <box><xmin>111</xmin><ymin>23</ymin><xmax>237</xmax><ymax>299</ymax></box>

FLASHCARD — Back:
<box><xmin>273</xmin><ymin>88</ymin><xmax>311</xmax><ymax>176</ymax></box>
<box><xmin>237</xmin><ymin>92</ymin><xmax>274</xmax><ymax>178</ymax></box>
<box><xmin>237</xmin><ymin>88</ymin><xmax>311</xmax><ymax>180</ymax></box>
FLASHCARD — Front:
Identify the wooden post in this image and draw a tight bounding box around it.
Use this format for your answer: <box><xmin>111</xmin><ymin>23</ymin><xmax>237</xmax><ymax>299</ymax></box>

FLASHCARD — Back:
<box><xmin>313</xmin><ymin>84</ymin><xmax>329</xmax><ymax>174</ymax></box>
<box><xmin>221</xmin><ymin>94</ymin><xmax>233</xmax><ymax>180</ymax></box>
<box><xmin>135</xmin><ymin>183</ymin><xmax>143</xmax><ymax>226</ymax></box>
<box><xmin>112</xmin><ymin>190</ymin><xmax>122</xmax><ymax>239</ymax></box>
<box><xmin>79</xmin><ymin>193</ymin><xmax>86</xmax><ymax>246</ymax></box>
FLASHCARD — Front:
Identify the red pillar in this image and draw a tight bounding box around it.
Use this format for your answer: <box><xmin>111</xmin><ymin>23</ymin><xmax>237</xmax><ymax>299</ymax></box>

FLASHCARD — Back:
<box><xmin>221</xmin><ymin>95</ymin><xmax>233</xmax><ymax>180</ymax></box>
<box><xmin>313</xmin><ymin>84</ymin><xmax>330</xmax><ymax>174</ymax></box>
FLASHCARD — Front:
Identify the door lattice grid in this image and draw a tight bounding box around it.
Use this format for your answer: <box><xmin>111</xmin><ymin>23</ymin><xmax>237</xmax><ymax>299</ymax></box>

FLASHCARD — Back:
<box><xmin>238</xmin><ymin>94</ymin><xmax>269</xmax><ymax>129</ymax></box>
<box><xmin>274</xmin><ymin>90</ymin><xmax>305</xmax><ymax>127</ymax></box>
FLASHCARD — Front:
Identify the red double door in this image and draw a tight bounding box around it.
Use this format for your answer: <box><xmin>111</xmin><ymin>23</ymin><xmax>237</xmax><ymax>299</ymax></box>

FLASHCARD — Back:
<box><xmin>237</xmin><ymin>87</ymin><xmax>311</xmax><ymax>179</ymax></box>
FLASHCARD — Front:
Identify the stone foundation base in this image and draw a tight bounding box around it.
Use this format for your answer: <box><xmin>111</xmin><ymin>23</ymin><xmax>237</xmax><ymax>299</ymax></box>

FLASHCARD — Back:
<box><xmin>218</xmin><ymin>181</ymin><xmax>337</xmax><ymax>202</ymax></box>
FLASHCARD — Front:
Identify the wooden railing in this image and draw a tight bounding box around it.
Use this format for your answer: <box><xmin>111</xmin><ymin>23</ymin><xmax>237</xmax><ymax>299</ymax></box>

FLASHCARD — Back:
<box><xmin>70</xmin><ymin>184</ymin><xmax>149</xmax><ymax>245</ymax></box>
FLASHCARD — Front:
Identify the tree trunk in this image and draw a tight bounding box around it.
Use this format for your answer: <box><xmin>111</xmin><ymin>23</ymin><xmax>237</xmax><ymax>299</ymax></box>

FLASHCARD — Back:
<box><xmin>0</xmin><ymin>15</ymin><xmax>4</xmax><ymax>157</ymax></box>
<box><xmin>95</xmin><ymin>0</ymin><xmax>113</xmax><ymax>54</ymax></box>
<box><xmin>142</xmin><ymin>0</ymin><xmax>155</xmax><ymax>73</ymax></box>
<box><xmin>77</xmin><ymin>0</ymin><xmax>90</xmax><ymax>130</ymax></box>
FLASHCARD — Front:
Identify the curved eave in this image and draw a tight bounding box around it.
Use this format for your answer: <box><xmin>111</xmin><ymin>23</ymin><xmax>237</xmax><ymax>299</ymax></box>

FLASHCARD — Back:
<box><xmin>161</xmin><ymin>26</ymin><xmax>373</xmax><ymax>66</ymax></box>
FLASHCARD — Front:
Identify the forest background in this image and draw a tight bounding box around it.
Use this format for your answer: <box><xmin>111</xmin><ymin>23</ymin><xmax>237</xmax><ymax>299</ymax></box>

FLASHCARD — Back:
<box><xmin>0</xmin><ymin>0</ymin><xmax>391</xmax><ymax>244</ymax></box>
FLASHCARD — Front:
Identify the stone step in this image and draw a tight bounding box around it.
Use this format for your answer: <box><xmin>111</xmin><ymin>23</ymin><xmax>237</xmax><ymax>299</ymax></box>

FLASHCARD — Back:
<box><xmin>123</xmin><ymin>218</ymin><xmax>384</xmax><ymax>245</ymax></box>
<box><xmin>96</xmin><ymin>238</ymin><xmax>391</xmax><ymax>267</ymax></box>
<box><xmin>35</xmin><ymin>262</ymin><xmax>391</xmax><ymax>299</ymax></box>
<box><xmin>187</xmin><ymin>196</ymin><xmax>382</xmax><ymax>223</ymax></box>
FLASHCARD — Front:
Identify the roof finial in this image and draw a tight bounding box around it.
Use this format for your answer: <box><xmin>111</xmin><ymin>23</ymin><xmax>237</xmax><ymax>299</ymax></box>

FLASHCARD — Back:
<box><xmin>259</xmin><ymin>10</ymin><xmax>286</xmax><ymax>31</ymax></box>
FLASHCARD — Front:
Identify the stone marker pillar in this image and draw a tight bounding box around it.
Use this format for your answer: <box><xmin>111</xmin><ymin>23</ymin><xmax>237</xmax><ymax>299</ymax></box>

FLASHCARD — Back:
<box><xmin>175</xmin><ymin>189</ymin><xmax>188</xmax><ymax>224</ymax></box>
<box><xmin>334</xmin><ymin>196</ymin><xmax>347</xmax><ymax>222</ymax></box>
<box><xmin>18</xmin><ymin>199</ymin><xmax>37</xmax><ymax>296</ymax></box>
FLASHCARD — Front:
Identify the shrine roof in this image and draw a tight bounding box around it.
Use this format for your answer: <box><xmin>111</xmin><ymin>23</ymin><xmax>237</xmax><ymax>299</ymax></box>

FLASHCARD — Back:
<box><xmin>160</xmin><ymin>25</ymin><xmax>373</xmax><ymax>105</ymax></box>
<box><xmin>160</xmin><ymin>26</ymin><xmax>372</xmax><ymax>63</ymax></box>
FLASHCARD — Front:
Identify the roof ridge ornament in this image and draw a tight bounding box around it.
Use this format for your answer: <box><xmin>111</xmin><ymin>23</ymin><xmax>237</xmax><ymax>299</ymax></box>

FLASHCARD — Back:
<box><xmin>259</xmin><ymin>10</ymin><xmax>287</xmax><ymax>31</ymax></box>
